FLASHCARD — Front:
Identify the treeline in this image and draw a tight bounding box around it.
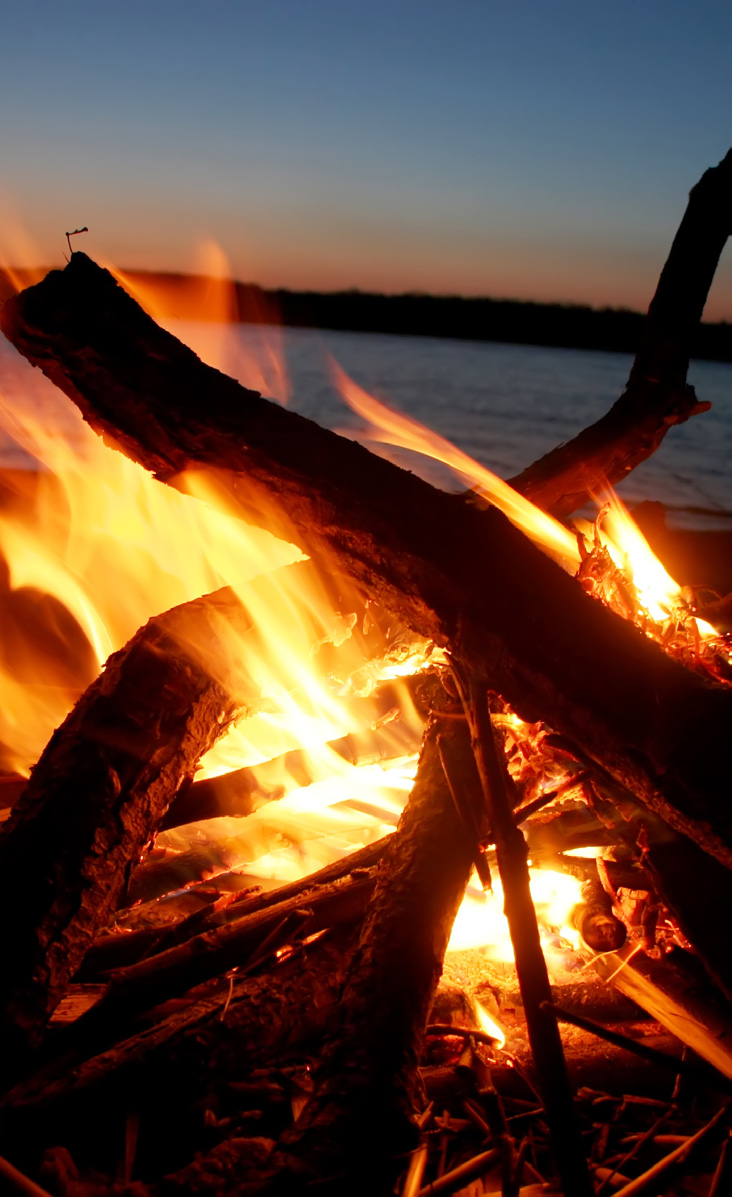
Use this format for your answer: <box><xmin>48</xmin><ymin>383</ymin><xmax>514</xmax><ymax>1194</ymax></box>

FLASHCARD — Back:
<box><xmin>246</xmin><ymin>287</ymin><xmax>732</xmax><ymax>363</ymax></box>
<box><xmin>2</xmin><ymin>268</ymin><xmax>730</xmax><ymax>362</ymax></box>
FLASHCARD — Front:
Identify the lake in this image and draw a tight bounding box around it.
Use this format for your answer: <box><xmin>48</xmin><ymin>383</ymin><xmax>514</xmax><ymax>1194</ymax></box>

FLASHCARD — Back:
<box><xmin>2</xmin><ymin>322</ymin><xmax>731</xmax><ymax>528</ymax></box>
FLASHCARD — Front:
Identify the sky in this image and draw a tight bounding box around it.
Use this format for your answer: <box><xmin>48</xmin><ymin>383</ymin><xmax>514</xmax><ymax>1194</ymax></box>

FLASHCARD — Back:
<box><xmin>1</xmin><ymin>1</ymin><xmax>731</xmax><ymax>316</ymax></box>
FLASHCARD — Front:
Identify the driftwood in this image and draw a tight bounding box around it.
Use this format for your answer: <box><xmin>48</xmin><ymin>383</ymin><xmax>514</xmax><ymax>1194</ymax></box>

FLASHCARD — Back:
<box><xmin>508</xmin><ymin>149</ymin><xmax>732</xmax><ymax>515</ymax></box>
<box><xmin>0</xmin><ymin>587</ymin><xmax>252</xmax><ymax>1066</ymax></box>
<box><xmin>3</xmin><ymin>254</ymin><xmax>732</xmax><ymax>886</ymax></box>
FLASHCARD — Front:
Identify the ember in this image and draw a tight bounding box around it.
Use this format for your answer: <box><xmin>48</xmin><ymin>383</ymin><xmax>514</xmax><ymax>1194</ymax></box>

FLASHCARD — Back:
<box><xmin>0</xmin><ymin>152</ymin><xmax>732</xmax><ymax>1197</ymax></box>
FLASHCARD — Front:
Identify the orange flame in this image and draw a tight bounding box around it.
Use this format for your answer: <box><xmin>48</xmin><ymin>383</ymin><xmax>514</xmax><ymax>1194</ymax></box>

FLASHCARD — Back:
<box><xmin>331</xmin><ymin>359</ymin><xmax>581</xmax><ymax>568</ymax></box>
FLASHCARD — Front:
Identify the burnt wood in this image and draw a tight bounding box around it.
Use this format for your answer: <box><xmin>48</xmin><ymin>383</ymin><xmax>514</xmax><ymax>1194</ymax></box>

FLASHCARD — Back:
<box><xmin>0</xmin><ymin>934</ymin><xmax>352</xmax><ymax>1174</ymax></box>
<box><xmin>2</xmin><ymin>252</ymin><xmax>732</xmax><ymax>878</ymax></box>
<box><xmin>509</xmin><ymin>150</ymin><xmax>732</xmax><ymax>515</ymax></box>
<box><xmin>266</xmin><ymin>717</ymin><xmax>477</xmax><ymax>1192</ymax></box>
<box><xmin>0</xmin><ymin>588</ymin><xmax>250</xmax><ymax>1065</ymax></box>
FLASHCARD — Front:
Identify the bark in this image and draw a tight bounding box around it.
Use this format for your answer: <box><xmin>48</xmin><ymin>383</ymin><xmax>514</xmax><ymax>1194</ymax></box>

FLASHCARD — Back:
<box><xmin>508</xmin><ymin>149</ymin><xmax>732</xmax><ymax>515</ymax></box>
<box><xmin>61</xmin><ymin>869</ymin><xmax>377</xmax><ymax>1062</ymax></box>
<box><xmin>265</xmin><ymin>717</ymin><xmax>477</xmax><ymax>1193</ymax></box>
<box><xmin>0</xmin><ymin>934</ymin><xmax>352</xmax><ymax>1169</ymax></box>
<box><xmin>0</xmin><ymin>588</ymin><xmax>251</xmax><ymax>1066</ymax></box>
<box><xmin>79</xmin><ymin>834</ymin><xmax>390</xmax><ymax>978</ymax></box>
<box><xmin>3</xmin><ymin>253</ymin><xmax>732</xmax><ymax>879</ymax></box>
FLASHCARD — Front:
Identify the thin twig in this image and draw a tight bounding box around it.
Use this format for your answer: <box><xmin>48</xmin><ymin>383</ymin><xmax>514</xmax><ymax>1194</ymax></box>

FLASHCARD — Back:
<box><xmin>417</xmin><ymin>1147</ymin><xmax>501</xmax><ymax>1196</ymax></box>
<box><xmin>544</xmin><ymin>1001</ymin><xmax>732</xmax><ymax>1091</ymax></box>
<box><xmin>612</xmin><ymin>1105</ymin><xmax>728</xmax><ymax>1197</ymax></box>
<box><xmin>451</xmin><ymin>664</ymin><xmax>593</xmax><ymax>1197</ymax></box>
<box><xmin>0</xmin><ymin>1154</ymin><xmax>53</xmax><ymax>1197</ymax></box>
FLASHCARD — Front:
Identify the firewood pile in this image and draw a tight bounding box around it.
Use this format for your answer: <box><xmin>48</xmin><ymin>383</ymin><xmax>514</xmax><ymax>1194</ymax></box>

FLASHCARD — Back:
<box><xmin>1</xmin><ymin>153</ymin><xmax>732</xmax><ymax>1196</ymax></box>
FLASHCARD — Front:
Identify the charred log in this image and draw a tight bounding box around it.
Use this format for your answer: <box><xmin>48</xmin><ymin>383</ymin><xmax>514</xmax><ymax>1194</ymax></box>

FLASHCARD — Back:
<box><xmin>0</xmin><ymin>588</ymin><xmax>253</xmax><ymax>1068</ymax></box>
<box><xmin>261</xmin><ymin>717</ymin><xmax>478</xmax><ymax>1193</ymax></box>
<box><xmin>3</xmin><ymin>253</ymin><xmax>732</xmax><ymax>882</ymax></box>
<box><xmin>0</xmin><ymin>934</ymin><xmax>353</xmax><ymax>1178</ymax></box>
<box><xmin>508</xmin><ymin>150</ymin><xmax>732</xmax><ymax>515</ymax></box>
<box><xmin>61</xmin><ymin>868</ymin><xmax>377</xmax><ymax>1061</ymax></box>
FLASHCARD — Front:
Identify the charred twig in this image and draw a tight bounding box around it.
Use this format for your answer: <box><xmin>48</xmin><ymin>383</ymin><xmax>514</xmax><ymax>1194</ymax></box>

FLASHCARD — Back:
<box><xmin>543</xmin><ymin>1002</ymin><xmax>731</xmax><ymax>1091</ymax></box>
<box><xmin>454</xmin><ymin>669</ymin><xmax>593</xmax><ymax>1197</ymax></box>
<box><xmin>0</xmin><ymin>932</ymin><xmax>353</xmax><ymax>1152</ymax></box>
<box><xmin>56</xmin><ymin>869</ymin><xmax>376</xmax><ymax>1062</ymax></box>
<box><xmin>0</xmin><ymin>1153</ymin><xmax>53</xmax><ymax>1197</ymax></box>
<box><xmin>611</xmin><ymin>1105</ymin><xmax>728</xmax><ymax>1197</ymax></box>
<box><xmin>0</xmin><ymin>588</ymin><xmax>252</xmax><ymax>1067</ymax></box>
<box><xmin>416</xmin><ymin>1147</ymin><xmax>501</xmax><ymax>1196</ymax></box>
<box><xmin>80</xmin><ymin>834</ymin><xmax>391</xmax><ymax>978</ymax></box>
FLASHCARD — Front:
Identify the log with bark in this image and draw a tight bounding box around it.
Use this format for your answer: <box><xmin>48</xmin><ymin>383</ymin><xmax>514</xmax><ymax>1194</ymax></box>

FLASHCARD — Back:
<box><xmin>3</xmin><ymin>252</ymin><xmax>732</xmax><ymax>887</ymax></box>
<box><xmin>0</xmin><ymin>932</ymin><xmax>355</xmax><ymax>1178</ymax></box>
<box><xmin>508</xmin><ymin>149</ymin><xmax>732</xmax><ymax>515</ymax></box>
<box><xmin>0</xmin><ymin>587</ymin><xmax>252</xmax><ymax>1069</ymax></box>
<box><xmin>257</xmin><ymin>715</ymin><xmax>479</xmax><ymax>1194</ymax></box>
<box><xmin>59</xmin><ymin>866</ymin><xmax>378</xmax><ymax>1062</ymax></box>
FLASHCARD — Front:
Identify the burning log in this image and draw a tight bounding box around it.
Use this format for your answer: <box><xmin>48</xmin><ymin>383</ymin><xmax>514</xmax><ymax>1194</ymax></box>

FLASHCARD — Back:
<box><xmin>508</xmin><ymin>149</ymin><xmax>732</xmax><ymax>515</ymax></box>
<box><xmin>0</xmin><ymin>587</ymin><xmax>254</xmax><ymax>1068</ymax></box>
<box><xmin>61</xmin><ymin>866</ymin><xmax>377</xmax><ymax>1061</ymax></box>
<box><xmin>262</xmin><ymin>716</ymin><xmax>478</xmax><ymax>1193</ymax></box>
<box><xmin>3</xmin><ymin>253</ymin><xmax>732</xmax><ymax>886</ymax></box>
<box><xmin>80</xmin><ymin>833</ymin><xmax>391</xmax><ymax>978</ymax></box>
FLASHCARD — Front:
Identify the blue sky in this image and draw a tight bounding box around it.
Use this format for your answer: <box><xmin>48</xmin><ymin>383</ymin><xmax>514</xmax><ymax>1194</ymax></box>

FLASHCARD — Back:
<box><xmin>1</xmin><ymin>1</ymin><xmax>731</xmax><ymax>314</ymax></box>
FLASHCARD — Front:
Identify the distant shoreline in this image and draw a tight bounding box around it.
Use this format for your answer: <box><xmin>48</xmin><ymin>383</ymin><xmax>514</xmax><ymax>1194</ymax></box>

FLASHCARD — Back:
<box><xmin>3</xmin><ymin>267</ymin><xmax>731</xmax><ymax>364</ymax></box>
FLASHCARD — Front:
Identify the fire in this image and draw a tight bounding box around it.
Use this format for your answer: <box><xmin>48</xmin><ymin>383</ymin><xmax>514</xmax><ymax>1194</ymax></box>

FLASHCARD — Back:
<box><xmin>332</xmin><ymin>363</ymin><xmax>731</xmax><ymax>675</ymax></box>
<box><xmin>331</xmin><ymin>359</ymin><xmax>581</xmax><ymax>569</ymax></box>
<box><xmin>0</xmin><ymin>242</ymin><xmax>719</xmax><ymax>978</ymax></box>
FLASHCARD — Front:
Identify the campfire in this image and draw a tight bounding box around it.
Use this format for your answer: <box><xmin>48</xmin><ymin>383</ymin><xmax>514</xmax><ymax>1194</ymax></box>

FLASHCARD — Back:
<box><xmin>1</xmin><ymin>153</ymin><xmax>732</xmax><ymax>1197</ymax></box>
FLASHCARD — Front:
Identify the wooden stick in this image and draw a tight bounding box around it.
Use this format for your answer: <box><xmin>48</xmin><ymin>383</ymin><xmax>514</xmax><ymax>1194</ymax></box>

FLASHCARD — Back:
<box><xmin>457</xmin><ymin>672</ymin><xmax>593</xmax><ymax>1197</ymax></box>
<box><xmin>586</xmin><ymin>940</ymin><xmax>732</xmax><ymax>1081</ymax></box>
<box><xmin>0</xmin><ymin>587</ymin><xmax>250</xmax><ymax>1067</ymax></box>
<box><xmin>508</xmin><ymin>150</ymin><xmax>732</xmax><ymax>516</ymax></box>
<box><xmin>56</xmin><ymin>869</ymin><xmax>376</xmax><ymax>1062</ymax></box>
<box><xmin>80</xmin><ymin>834</ymin><xmax>391</xmax><ymax>978</ymax></box>
<box><xmin>544</xmin><ymin>1002</ymin><xmax>731</xmax><ymax>1091</ymax></box>
<box><xmin>611</xmin><ymin>1105</ymin><xmax>728</xmax><ymax>1197</ymax></box>
<box><xmin>0</xmin><ymin>1155</ymin><xmax>53</xmax><ymax>1197</ymax></box>
<box><xmin>416</xmin><ymin>1148</ymin><xmax>501</xmax><ymax>1196</ymax></box>
<box><xmin>0</xmin><ymin>932</ymin><xmax>352</xmax><ymax>1143</ymax></box>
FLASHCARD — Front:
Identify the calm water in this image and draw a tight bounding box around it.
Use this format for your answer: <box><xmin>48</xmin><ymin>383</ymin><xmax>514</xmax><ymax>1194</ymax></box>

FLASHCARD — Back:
<box><xmin>2</xmin><ymin>323</ymin><xmax>731</xmax><ymax>528</ymax></box>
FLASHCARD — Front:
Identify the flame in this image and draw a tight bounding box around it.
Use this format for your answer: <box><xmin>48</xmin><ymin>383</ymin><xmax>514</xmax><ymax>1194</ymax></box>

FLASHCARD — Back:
<box><xmin>331</xmin><ymin>359</ymin><xmax>580</xmax><ymax>568</ymax></box>
<box><xmin>111</xmin><ymin>239</ymin><xmax>290</xmax><ymax>403</ymax></box>
<box><xmin>448</xmin><ymin>866</ymin><xmax>583</xmax><ymax>973</ymax></box>
<box><xmin>472</xmin><ymin>996</ymin><xmax>506</xmax><ymax>1047</ymax></box>
<box><xmin>0</xmin><ymin>242</ymin><xmax>715</xmax><ymax>982</ymax></box>
<box><xmin>576</xmin><ymin>490</ymin><xmax>721</xmax><ymax>649</ymax></box>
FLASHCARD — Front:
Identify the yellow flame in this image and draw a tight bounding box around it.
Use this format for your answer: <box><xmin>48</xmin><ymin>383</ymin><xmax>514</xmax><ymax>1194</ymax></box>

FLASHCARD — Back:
<box><xmin>578</xmin><ymin>490</ymin><xmax>717</xmax><ymax>639</ymax></box>
<box><xmin>448</xmin><ymin>867</ymin><xmax>583</xmax><ymax>972</ymax></box>
<box><xmin>331</xmin><ymin>359</ymin><xmax>580</xmax><ymax>568</ymax></box>
<box><xmin>111</xmin><ymin>239</ymin><xmax>290</xmax><ymax>403</ymax></box>
<box><xmin>472</xmin><ymin>996</ymin><xmax>506</xmax><ymax>1048</ymax></box>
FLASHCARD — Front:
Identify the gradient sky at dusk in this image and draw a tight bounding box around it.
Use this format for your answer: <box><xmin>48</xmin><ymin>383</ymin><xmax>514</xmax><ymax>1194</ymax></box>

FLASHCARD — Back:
<box><xmin>1</xmin><ymin>1</ymin><xmax>731</xmax><ymax>316</ymax></box>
